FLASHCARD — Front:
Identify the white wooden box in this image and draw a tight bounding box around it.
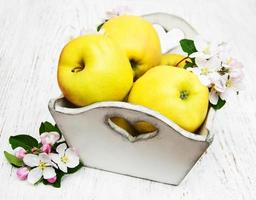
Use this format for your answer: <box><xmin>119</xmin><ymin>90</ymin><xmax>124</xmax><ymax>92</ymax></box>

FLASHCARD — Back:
<box><xmin>48</xmin><ymin>13</ymin><xmax>215</xmax><ymax>186</ymax></box>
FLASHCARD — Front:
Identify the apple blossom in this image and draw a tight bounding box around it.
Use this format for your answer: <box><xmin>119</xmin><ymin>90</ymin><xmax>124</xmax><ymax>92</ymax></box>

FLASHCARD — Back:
<box><xmin>16</xmin><ymin>167</ymin><xmax>29</xmax><ymax>180</ymax></box>
<box><xmin>23</xmin><ymin>153</ymin><xmax>56</xmax><ymax>184</ymax></box>
<box><xmin>220</xmin><ymin>74</ymin><xmax>243</xmax><ymax>100</ymax></box>
<box><xmin>221</xmin><ymin>57</ymin><xmax>244</xmax><ymax>80</ymax></box>
<box><xmin>190</xmin><ymin>36</ymin><xmax>220</xmax><ymax>59</ymax></box>
<box><xmin>14</xmin><ymin>147</ymin><xmax>26</xmax><ymax>159</ymax></box>
<box><xmin>40</xmin><ymin>131</ymin><xmax>60</xmax><ymax>145</ymax></box>
<box><xmin>50</xmin><ymin>143</ymin><xmax>79</xmax><ymax>173</ymax></box>
<box><xmin>188</xmin><ymin>57</ymin><xmax>221</xmax><ymax>87</ymax></box>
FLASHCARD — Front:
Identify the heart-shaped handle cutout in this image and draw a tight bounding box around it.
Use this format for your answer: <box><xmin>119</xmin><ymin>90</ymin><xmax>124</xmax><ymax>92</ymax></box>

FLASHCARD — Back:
<box><xmin>107</xmin><ymin>117</ymin><xmax>158</xmax><ymax>142</ymax></box>
<box><xmin>153</xmin><ymin>24</ymin><xmax>185</xmax><ymax>53</ymax></box>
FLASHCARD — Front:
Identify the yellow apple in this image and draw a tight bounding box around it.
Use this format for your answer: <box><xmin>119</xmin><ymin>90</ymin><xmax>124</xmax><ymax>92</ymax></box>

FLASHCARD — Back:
<box><xmin>160</xmin><ymin>53</ymin><xmax>191</xmax><ymax>68</ymax></box>
<box><xmin>58</xmin><ymin>34</ymin><xmax>133</xmax><ymax>107</ymax></box>
<box><xmin>128</xmin><ymin>65</ymin><xmax>209</xmax><ymax>132</ymax></box>
<box><xmin>101</xmin><ymin>15</ymin><xmax>161</xmax><ymax>79</ymax></box>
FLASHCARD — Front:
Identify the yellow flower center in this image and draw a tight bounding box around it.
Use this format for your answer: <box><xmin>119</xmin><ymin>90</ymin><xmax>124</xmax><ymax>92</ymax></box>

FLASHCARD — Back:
<box><xmin>226</xmin><ymin>79</ymin><xmax>233</xmax><ymax>87</ymax></box>
<box><xmin>61</xmin><ymin>155</ymin><xmax>69</xmax><ymax>164</ymax></box>
<box><xmin>200</xmin><ymin>67</ymin><xmax>209</xmax><ymax>75</ymax></box>
<box><xmin>227</xmin><ymin>58</ymin><xmax>232</xmax><ymax>65</ymax></box>
<box><xmin>38</xmin><ymin>161</ymin><xmax>47</xmax><ymax>170</ymax></box>
<box><xmin>203</xmin><ymin>47</ymin><xmax>210</xmax><ymax>54</ymax></box>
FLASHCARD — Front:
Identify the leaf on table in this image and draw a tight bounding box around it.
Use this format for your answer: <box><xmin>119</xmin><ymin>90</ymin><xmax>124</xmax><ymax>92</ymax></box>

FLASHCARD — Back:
<box><xmin>4</xmin><ymin>151</ymin><xmax>23</xmax><ymax>167</ymax></box>
<box><xmin>9</xmin><ymin>134</ymin><xmax>39</xmax><ymax>151</ymax></box>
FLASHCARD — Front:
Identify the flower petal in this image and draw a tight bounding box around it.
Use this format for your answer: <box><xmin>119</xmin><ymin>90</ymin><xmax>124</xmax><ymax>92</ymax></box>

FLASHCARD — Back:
<box><xmin>39</xmin><ymin>153</ymin><xmax>52</xmax><ymax>165</ymax></box>
<box><xmin>207</xmin><ymin>56</ymin><xmax>221</xmax><ymax>71</ymax></box>
<box><xmin>23</xmin><ymin>154</ymin><xmax>39</xmax><ymax>167</ymax></box>
<box><xmin>190</xmin><ymin>52</ymin><xmax>209</xmax><ymax>59</ymax></box>
<box><xmin>58</xmin><ymin>162</ymin><xmax>68</xmax><ymax>173</ymax></box>
<box><xmin>209</xmin><ymin>90</ymin><xmax>219</xmax><ymax>105</ymax></box>
<box><xmin>199</xmin><ymin>75</ymin><xmax>212</xmax><ymax>87</ymax></box>
<box><xmin>56</xmin><ymin>143</ymin><xmax>67</xmax><ymax>156</ymax></box>
<box><xmin>187</xmin><ymin>67</ymin><xmax>200</xmax><ymax>75</ymax></box>
<box><xmin>193</xmin><ymin>35</ymin><xmax>207</xmax><ymax>52</ymax></box>
<box><xmin>43</xmin><ymin>167</ymin><xmax>56</xmax><ymax>179</ymax></box>
<box><xmin>65</xmin><ymin>149</ymin><xmax>80</xmax><ymax>168</ymax></box>
<box><xmin>14</xmin><ymin>147</ymin><xmax>26</xmax><ymax>153</ymax></box>
<box><xmin>49</xmin><ymin>153</ymin><xmax>61</xmax><ymax>166</ymax></box>
<box><xmin>195</xmin><ymin>57</ymin><xmax>208</xmax><ymax>69</ymax></box>
<box><xmin>40</xmin><ymin>131</ymin><xmax>60</xmax><ymax>145</ymax></box>
<box><xmin>27</xmin><ymin>167</ymin><xmax>42</xmax><ymax>184</ymax></box>
<box><xmin>49</xmin><ymin>153</ymin><xmax>67</xmax><ymax>172</ymax></box>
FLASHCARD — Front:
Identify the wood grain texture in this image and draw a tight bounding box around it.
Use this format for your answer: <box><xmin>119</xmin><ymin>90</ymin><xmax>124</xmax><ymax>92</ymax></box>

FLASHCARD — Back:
<box><xmin>0</xmin><ymin>0</ymin><xmax>255</xmax><ymax>199</ymax></box>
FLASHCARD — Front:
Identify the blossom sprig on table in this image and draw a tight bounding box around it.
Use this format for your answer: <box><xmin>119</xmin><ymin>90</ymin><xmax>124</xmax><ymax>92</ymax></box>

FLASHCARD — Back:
<box><xmin>179</xmin><ymin>36</ymin><xmax>244</xmax><ymax>110</ymax></box>
<box><xmin>4</xmin><ymin>121</ymin><xmax>83</xmax><ymax>188</ymax></box>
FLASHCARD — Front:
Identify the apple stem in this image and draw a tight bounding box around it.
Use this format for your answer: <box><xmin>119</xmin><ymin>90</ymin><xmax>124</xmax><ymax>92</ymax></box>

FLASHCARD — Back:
<box><xmin>175</xmin><ymin>56</ymin><xmax>189</xmax><ymax>67</ymax></box>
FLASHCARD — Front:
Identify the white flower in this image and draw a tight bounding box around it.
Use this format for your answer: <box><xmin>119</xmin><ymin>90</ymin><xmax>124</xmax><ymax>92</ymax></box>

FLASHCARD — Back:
<box><xmin>220</xmin><ymin>74</ymin><xmax>244</xmax><ymax>100</ymax></box>
<box><xmin>50</xmin><ymin>143</ymin><xmax>79</xmax><ymax>173</ymax></box>
<box><xmin>222</xmin><ymin>57</ymin><xmax>244</xmax><ymax>80</ymax></box>
<box><xmin>185</xmin><ymin>36</ymin><xmax>244</xmax><ymax>106</ymax></box>
<box><xmin>105</xmin><ymin>6</ymin><xmax>132</xmax><ymax>19</ymax></box>
<box><xmin>209</xmin><ymin>73</ymin><xmax>243</xmax><ymax>104</ymax></box>
<box><xmin>208</xmin><ymin>75</ymin><xmax>226</xmax><ymax>105</ymax></box>
<box><xmin>23</xmin><ymin>153</ymin><xmax>56</xmax><ymax>184</ymax></box>
<box><xmin>190</xmin><ymin>36</ymin><xmax>220</xmax><ymax>59</ymax></box>
<box><xmin>40</xmin><ymin>131</ymin><xmax>60</xmax><ymax>145</ymax></box>
<box><xmin>188</xmin><ymin>57</ymin><xmax>221</xmax><ymax>87</ymax></box>
<box><xmin>208</xmin><ymin>70</ymin><xmax>226</xmax><ymax>92</ymax></box>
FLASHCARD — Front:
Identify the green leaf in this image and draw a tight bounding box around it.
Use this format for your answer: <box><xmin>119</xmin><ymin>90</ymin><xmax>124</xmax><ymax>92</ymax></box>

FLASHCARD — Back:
<box><xmin>39</xmin><ymin>121</ymin><xmax>62</xmax><ymax>138</ymax></box>
<box><xmin>4</xmin><ymin>151</ymin><xmax>23</xmax><ymax>167</ymax></box>
<box><xmin>211</xmin><ymin>97</ymin><xmax>226</xmax><ymax>110</ymax></box>
<box><xmin>9</xmin><ymin>135</ymin><xmax>39</xmax><ymax>151</ymax></box>
<box><xmin>180</xmin><ymin>39</ymin><xmax>197</xmax><ymax>55</ymax></box>
<box><xmin>97</xmin><ymin>22</ymin><xmax>104</xmax><ymax>31</ymax></box>
<box><xmin>67</xmin><ymin>162</ymin><xmax>84</xmax><ymax>174</ymax></box>
<box><xmin>39</xmin><ymin>122</ymin><xmax>45</xmax><ymax>134</ymax></box>
<box><xmin>184</xmin><ymin>61</ymin><xmax>194</xmax><ymax>69</ymax></box>
<box><xmin>97</xmin><ymin>19</ymin><xmax>108</xmax><ymax>32</ymax></box>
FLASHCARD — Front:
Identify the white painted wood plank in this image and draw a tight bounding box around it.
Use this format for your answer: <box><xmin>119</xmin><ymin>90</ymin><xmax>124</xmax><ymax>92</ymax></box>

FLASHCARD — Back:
<box><xmin>0</xmin><ymin>0</ymin><xmax>255</xmax><ymax>199</ymax></box>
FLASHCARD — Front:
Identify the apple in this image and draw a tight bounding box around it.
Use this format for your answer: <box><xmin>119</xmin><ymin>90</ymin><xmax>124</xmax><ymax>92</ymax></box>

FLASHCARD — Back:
<box><xmin>128</xmin><ymin>65</ymin><xmax>209</xmax><ymax>132</ymax></box>
<box><xmin>58</xmin><ymin>34</ymin><xmax>133</xmax><ymax>107</ymax></box>
<box><xmin>101</xmin><ymin>15</ymin><xmax>161</xmax><ymax>79</ymax></box>
<box><xmin>160</xmin><ymin>53</ymin><xmax>191</xmax><ymax>68</ymax></box>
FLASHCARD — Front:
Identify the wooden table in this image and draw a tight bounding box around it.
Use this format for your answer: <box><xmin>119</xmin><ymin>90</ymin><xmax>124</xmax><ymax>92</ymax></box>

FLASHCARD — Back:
<box><xmin>0</xmin><ymin>0</ymin><xmax>255</xmax><ymax>199</ymax></box>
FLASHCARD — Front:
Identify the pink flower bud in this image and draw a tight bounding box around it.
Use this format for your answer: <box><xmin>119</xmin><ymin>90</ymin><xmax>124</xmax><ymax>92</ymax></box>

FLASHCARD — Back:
<box><xmin>40</xmin><ymin>143</ymin><xmax>52</xmax><ymax>154</ymax></box>
<box><xmin>16</xmin><ymin>167</ymin><xmax>29</xmax><ymax>180</ymax></box>
<box><xmin>47</xmin><ymin>176</ymin><xmax>57</xmax><ymax>183</ymax></box>
<box><xmin>15</xmin><ymin>148</ymin><xmax>27</xmax><ymax>159</ymax></box>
